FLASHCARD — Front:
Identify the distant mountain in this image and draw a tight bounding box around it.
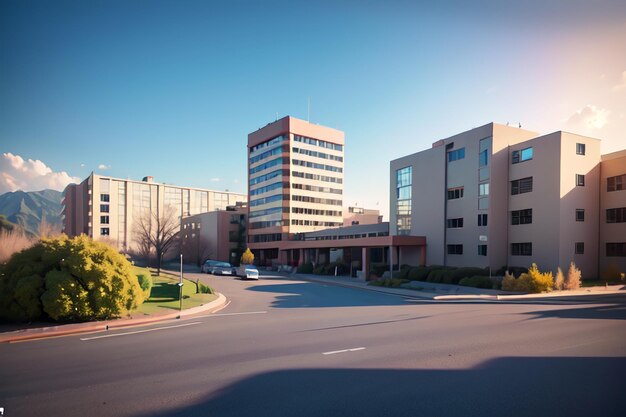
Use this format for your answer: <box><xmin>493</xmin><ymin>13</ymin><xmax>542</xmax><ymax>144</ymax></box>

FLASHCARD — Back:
<box><xmin>0</xmin><ymin>189</ymin><xmax>63</xmax><ymax>236</ymax></box>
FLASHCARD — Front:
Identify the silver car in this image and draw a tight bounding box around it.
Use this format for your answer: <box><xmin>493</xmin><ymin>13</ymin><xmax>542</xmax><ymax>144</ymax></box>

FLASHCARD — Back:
<box><xmin>234</xmin><ymin>265</ymin><xmax>259</xmax><ymax>280</ymax></box>
<box><xmin>202</xmin><ymin>260</ymin><xmax>233</xmax><ymax>276</ymax></box>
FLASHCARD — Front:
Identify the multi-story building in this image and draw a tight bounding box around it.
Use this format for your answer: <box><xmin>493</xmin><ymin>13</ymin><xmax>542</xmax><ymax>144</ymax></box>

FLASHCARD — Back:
<box><xmin>390</xmin><ymin>122</ymin><xmax>626</xmax><ymax>279</ymax></box>
<box><xmin>181</xmin><ymin>203</ymin><xmax>247</xmax><ymax>265</ymax></box>
<box><xmin>62</xmin><ymin>173</ymin><xmax>247</xmax><ymax>253</ymax></box>
<box><xmin>600</xmin><ymin>150</ymin><xmax>626</xmax><ymax>278</ymax></box>
<box><xmin>343</xmin><ymin>206</ymin><xmax>383</xmax><ymax>226</ymax></box>
<box><xmin>247</xmin><ymin>116</ymin><xmax>345</xmax><ymax>263</ymax></box>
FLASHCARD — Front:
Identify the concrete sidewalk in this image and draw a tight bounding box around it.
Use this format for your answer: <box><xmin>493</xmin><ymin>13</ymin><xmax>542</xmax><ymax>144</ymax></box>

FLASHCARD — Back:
<box><xmin>0</xmin><ymin>292</ymin><xmax>227</xmax><ymax>343</ymax></box>
<box><xmin>280</xmin><ymin>271</ymin><xmax>626</xmax><ymax>301</ymax></box>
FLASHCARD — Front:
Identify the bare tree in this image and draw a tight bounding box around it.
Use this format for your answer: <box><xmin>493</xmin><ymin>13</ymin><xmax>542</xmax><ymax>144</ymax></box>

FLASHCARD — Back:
<box><xmin>182</xmin><ymin>234</ymin><xmax>215</xmax><ymax>267</ymax></box>
<box><xmin>133</xmin><ymin>205</ymin><xmax>180</xmax><ymax>275</ymax></box>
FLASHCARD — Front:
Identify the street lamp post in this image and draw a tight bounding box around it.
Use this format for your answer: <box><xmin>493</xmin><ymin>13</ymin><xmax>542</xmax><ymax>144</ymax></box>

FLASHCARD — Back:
<box><xmin>178</xmin><ymin>253</ymin><xmax>184</xmax><ymax>314</ymax></box>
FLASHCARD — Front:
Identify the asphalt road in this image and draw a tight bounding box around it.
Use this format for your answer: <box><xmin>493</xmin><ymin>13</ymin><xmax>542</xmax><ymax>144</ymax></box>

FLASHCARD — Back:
<box><xmin>1</xmin><ymin>272</ymin><xmax>625</xmax><ymax>417</ymax></box>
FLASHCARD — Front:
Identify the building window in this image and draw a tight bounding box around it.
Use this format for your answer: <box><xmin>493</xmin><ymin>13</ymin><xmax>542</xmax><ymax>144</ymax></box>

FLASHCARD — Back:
<box><xmin>576</xmin><ymin>174</ymin><xmax>585</xmax><ymax>186</ymax></box>
<box><xmin>100</xmin><ymin>204</ymin><xmax>110</xmax><ymax>213</ymax></box>
<box><xmin>575</xmin><ymin>209</ymin><xmax>585</xmax><ymax>222</ymax></box>
<box><xmin>511</xmin><ymin>242</ymin><xmax>532</xmax><ymax>256</ymax></box>
<box><xmin>396</xmin><ymin>166</ymin><xmax>412</xmax><ymax>235</ymax></box>
<box><xmin>447</xmin><ymin>148</ymin><xmax>465</xmax><ymax>162</ymax></box>
<box><xmin>478</xmin><ymin>245</ymin><xmax>487</xmax><ymax>256</ymax></box>
<box><xmin>100</xmin><ymin>227</ymin><xmax>110</xmax><ymax>236</ymax></box>
<box><xmin>478</xmin><ymin>214</ymin><xmax>488</xmax><ymax>226</ymax></box>
<box><xmin>607</xmin><ymin>207</ymin><xmax>626</xmax><ymax>223</ymax></box>
<box><xmin>512</xmin><ymin>147</ymin><xmax>533</xmax><ymax>164</ymax></box>
<box><xmin>447</xmin><ymin>244</ymin><xmax>463</xmax><ymax>255</ymax></box>
<box><xmin>447</xmin><ymin>218</ymin><xmax>464</xmax><ymax>228</ymax></box>
<box><xmin>511</xmin><ymin>209</ymin><xmax>532</xmax><ymax>225</ymax></box>
<box><xmin>479</xmin><ymin>150</ymin><xmax>488</xmax><ymax>167</ymax></box>
<box><xmin>511</xmin><ymin>177</ymin><xmax>533</xmax><ymax>195</ymax></box>
<box><xmin>100</xmin><ymin>215</ymin><xmax>109</xmax><ymax>224</ymax></box>
<box><xmin>447</xmin><ymin>187</ymin><xmax>464</xmax><ymax>200</ymax></box>
<box><xmin>575</xmin><ymin>242</ymin><xmax>584</xmax><ymax>254</ymax></box>
<box><xmin>606</xmin><ymin>243</ymin><xmax>626</xmax><ymax>257</ymax></box>
<box><xmin>576</xmin><ymin>143</ymin><xmax>586</xmax><ymax>155</ymax></box>
<box><xmin>100</xmin><ymin>194</ymin><xmax>110</xmax><ymax>202</ymax></box>
<box><xmin>479</xmin><ymin>183</ymin><xmax>489</xmax><ymax>196</ymax></box>
<box><xmin>607</xmin><ymin>174</ymin><xmax>625</xmax><ymax>192</ymax></box>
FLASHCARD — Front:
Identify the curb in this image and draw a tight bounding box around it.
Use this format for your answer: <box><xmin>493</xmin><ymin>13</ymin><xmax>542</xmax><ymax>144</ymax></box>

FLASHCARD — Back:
<box><xmin>435</xmin><ymin>288</ymin><xmax>626</xmax><ymax>301</ymax></box>
<box><xmin>0</xmin><ymin>292</ymin><xmax>228</xmax><ymax>344</ymax></box>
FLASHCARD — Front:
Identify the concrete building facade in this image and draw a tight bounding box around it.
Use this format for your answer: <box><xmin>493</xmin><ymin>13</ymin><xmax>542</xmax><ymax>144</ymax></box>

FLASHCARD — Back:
<box><xmin>247</xmin><ymin>116</ymin><xmax>345</xmax><ymax>263</ymax></box>
<box><xmin>390</xmin><ymin>122</ymin><xmax>625</xmax><ymax>279</ymax></box>
<box><xmin>62</xmin><ymin>173</ymin><xmax>247</xmax><ymax>253</ymax></box>
<box><xmin>599</xmin><ymin>150</ymin><xmax>626</xmax><ymax>278</ymax></box>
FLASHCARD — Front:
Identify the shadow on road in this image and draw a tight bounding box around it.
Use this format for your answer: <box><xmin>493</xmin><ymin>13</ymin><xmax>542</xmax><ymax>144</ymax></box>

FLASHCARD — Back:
<box><xmin>245</xmin><ymin>282</ymin><xmax>411</xmax><ymax>308</ymax></box>
<box><xmin>134</xmin><ymin>356</ymin><xmax>626</xmax><ymax>417</ymax></box>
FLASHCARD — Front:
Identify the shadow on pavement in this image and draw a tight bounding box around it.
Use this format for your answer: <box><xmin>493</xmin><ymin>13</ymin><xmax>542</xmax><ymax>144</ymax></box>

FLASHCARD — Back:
<box><xmin>135</xmin><ymin>356</ymin><xmax>626</xmax><ymax>417</ymax></box>
<box><xmin>245</xmin><ymin>282</ymin><xmax>411</xmax><ymax>308</ymax></box>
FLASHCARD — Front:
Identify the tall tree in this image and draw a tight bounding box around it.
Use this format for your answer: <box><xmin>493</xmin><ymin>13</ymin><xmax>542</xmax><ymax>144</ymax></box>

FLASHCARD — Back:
<box><xmin>133</xmin><ymin>205</ymin><xmax>180</xmax><ymax>275</ymax></box>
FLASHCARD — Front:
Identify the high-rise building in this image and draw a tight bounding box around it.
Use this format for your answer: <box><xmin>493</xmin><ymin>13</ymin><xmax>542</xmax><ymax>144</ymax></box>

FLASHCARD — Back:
<box><xmin>63</xmin><ymin>173</ymin><xmax>247</xmax><ymax>253</ymax></box>
<box><xmin>247</xmin><ymin>116</ymin><xmax>345</xmax><ymax>263</ymax></box>
<box><xmin>390</xmin><ymin>122</ymin><xmax>626</xmax><ymax>278</ymax></box>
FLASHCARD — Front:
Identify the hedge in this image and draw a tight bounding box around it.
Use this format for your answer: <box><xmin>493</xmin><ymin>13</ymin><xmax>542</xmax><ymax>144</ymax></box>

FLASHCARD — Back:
<box><xmin>459</xmin><ymin>275</ymin><xmax>494</xmax><ymax>289</ymax></box>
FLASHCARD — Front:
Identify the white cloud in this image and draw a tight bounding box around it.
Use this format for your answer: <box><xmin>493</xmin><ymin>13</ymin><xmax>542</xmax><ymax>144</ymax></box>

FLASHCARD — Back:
<box><xmin>0</xmin><ymin>153</ymin><xmax>80</xmax><ymax>194</ymax></box>
<box><xmin>98</xmin><ymin>164</ymin><xmax>111</xmax><ymax>170</ymax></box>
<box><xmin>612</xmin><ymin>70</ymin><xmax>626</xmax><ymax>92</ymax></box>
<box><xmin>80</xmin><ymin>163</ymin><xmax>85</xmax><ymax>167</ymax></box>
<box><xmin>567</xmin><ymin>105</ymin><xmax>609</xmax><ymax>130</ymax></box>
<box><xmin>210</xmin><ymin>177</ymin><xmax>221</xmax><ymax>182</ymax></box>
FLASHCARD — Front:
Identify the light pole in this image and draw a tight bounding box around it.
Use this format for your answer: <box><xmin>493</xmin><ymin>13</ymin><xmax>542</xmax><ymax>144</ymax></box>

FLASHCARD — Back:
<box><xmin>178</xmin><ymin>253</ymin><xmax>184</xmax><ymax>314</ymax></box>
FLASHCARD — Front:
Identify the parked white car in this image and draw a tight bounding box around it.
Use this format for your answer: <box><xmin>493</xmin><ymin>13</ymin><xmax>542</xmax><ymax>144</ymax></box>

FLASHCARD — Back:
<box><xmin>234</xmin><ymin>265</ymin><xmax>259</xmax><ymax>280</ymax></box>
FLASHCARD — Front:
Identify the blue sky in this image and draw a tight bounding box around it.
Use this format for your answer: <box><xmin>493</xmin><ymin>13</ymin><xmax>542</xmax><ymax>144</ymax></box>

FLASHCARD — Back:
<box><xmin>2</xmin><ymin>0</ymin><xmax>625</xmax><ymax>218</ymax></box>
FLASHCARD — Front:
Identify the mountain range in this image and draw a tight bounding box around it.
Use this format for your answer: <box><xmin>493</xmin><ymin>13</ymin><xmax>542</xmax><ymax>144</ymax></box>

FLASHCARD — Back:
<box><xmin>0</xmin><ymin>189</ymin><xmax>64</xmax><ymax>236</ymax></box>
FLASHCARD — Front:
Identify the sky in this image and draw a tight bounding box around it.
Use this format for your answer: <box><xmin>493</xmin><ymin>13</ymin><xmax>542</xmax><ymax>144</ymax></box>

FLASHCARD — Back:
<box><xmin>1</xmin><ymin>0</ymin><xmax>625</xmax><ymax>219</ymax></box>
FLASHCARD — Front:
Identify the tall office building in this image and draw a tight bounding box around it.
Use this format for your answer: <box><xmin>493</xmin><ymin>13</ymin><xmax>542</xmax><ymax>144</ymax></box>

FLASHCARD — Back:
<box><xmin>63</xmin><ymin>173</ymin><xmax>247</xmax><ymax>252</ymax></box>
<box><xmin>390</xmin><ymin>122</ymin><xmax>626</xmax><ymax>278</ymax></box>
<box><xmin>247</xmin><ymin>116</ymin><xmax>345</xmax><ymax>262</ymax></box>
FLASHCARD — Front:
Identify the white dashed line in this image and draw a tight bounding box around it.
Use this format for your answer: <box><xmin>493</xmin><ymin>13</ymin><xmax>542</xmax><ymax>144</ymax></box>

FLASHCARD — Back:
<box><xmin>323</xmin><ymin>347</ymin><xmax>366</xmax><ymax>355</ymax></box>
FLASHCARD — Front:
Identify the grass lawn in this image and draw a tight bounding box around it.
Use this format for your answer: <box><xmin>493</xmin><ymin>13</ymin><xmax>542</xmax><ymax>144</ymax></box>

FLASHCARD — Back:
<box><xmin>135</xmin><ymin>268</ymin><xmax>217</xmax><ymax>316</ymax></box>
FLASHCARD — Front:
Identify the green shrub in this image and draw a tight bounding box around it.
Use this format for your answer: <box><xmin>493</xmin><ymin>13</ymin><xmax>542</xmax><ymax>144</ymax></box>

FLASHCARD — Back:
<box><xmin>312</xmin><ymin>264</ymin><xmax>326</xmax><ymax>275</ymax></box>
<box><xmin>397</xmin><ymin>265</ymin><xmax>411</xmax><ymax>280</ymax></box>
<box><xmin>136</xmin><ymin>270</ymin><xmax>153</xmax><ymax>299</ymax></box>
<box><xmin>0</xmin><ymin>235</ymin><xmax>144</xmax><ymax>322</ymax></box>
<box><xmin>368</xmin><ymin>278</ymin><xmax>408</xmax><ymax>288</ymax></box>
<box><xmin>198</xmin><ymin>282</ymin><xmax>213</xmax><ymax>294</ymax></box>
<box><xmin>450</xmin><ymin>267</ymin><xmax>488</xmax><ymax>284</ymax></box>
<box><xmin>497</xmin><ymin>266</ymin><xmax>528</xmax><ymax>278</ymax></box>
<box><xmin>325</xmin><ymin>261</ymin><xmax>349</xmax><ymax>276</ymax></box>
<box><xmin>459</xmin><ymin>275</ymin><xmax>493</xmax><ymax>289</ymax></box>
<box><xmin>297</xmin><ymin>262</ymin><xmax>314</xmax><ymax>274</ymax></box>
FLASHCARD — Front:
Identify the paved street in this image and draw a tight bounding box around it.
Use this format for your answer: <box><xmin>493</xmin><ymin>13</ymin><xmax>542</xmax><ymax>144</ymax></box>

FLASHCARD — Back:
<box><xmin>1</xmin><ymin>272</ymin><xmax>625</xmax><ymax>417</ymax></box>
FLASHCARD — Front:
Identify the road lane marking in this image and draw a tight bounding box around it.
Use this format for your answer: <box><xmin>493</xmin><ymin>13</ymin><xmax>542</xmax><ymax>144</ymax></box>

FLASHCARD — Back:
<box><xmin>194</xmin><ymin>310</ymin><xmax>267</xmax><ymax>319</ymax></box>
<box><xmin>323</xmin><ymin>347</ymin><xmax>366</xmax><ymax>355</ymax></box>
<box><xmin>80</xmin><ymin>321</ymin><xmax>202</xmax><ymax>341</ymax></box>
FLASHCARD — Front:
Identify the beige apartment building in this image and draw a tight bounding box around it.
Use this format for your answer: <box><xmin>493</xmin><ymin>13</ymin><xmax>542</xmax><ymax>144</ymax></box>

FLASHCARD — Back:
<box><xmin>247</xmin><ymin>116</ymin><xmax>345</xmax><ymax>263</ymax></box>
<box><xmin>390</xmin><ymin>122</ymin><xmax>626</xmax><ymax>279</ymax></box>
<box><xmin>63</xmin><ymin>173</ymin><xmax>247</xmax><ymax>253</ymax></box>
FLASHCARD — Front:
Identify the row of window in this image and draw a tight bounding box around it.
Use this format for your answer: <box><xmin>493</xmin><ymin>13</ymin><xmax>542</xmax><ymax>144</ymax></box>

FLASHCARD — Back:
<box><xmin>250</xmin><ymin>233</ymin><xmax>282</xmax><ymax>243</ymax></box>
<box><xmin>608</xmin><ymin>174</ymin><xmax>625</xmax><ymax>192</ymax></box>
<box><xmin>293</xmin><ymin>135</ymin><xmax>343</xmax><ymax>152</ymax></box>
<box><xmin>250</xmin><ymin>157</ymin><xmax>283</xmax><ymax>175</ymax></box>
<box><xmin>512</xmin><ymin>147</ymin><xmax>533</xmax><ymax>164</ymax></box>
<box><xmin>250</xmin><ymin>181</ymin><xmax>284</xmax><ymax>196</ymax></box>
<box><xmin>292</xmin><ymin>183</ymin><xmax>342</xmax><ymax>195</ymax></box>
<box><xmin>445</xmin><ymin>241</ymin><xmax>626</xmax><ymax>257</ymax></box>
<box><xmin>249</xmin><ymin>220</ymin><xmax>283</xmax><ymax>230</ymax></box>
<box><xmin>290</xmin><ymin>219</ymin><xmax>343</xmax><ymax>227</ymax></box>
<box><xmin>292</xmin><ymin>171</ymin><xmax>343</xmax><ymax>184</ymax></box>
<box><xmin>292</xmin><ymin>195</ymin><xmax>342</xmax><ymax>206</ymax></box>
<box><xmin>511</xmin><ymin>177</ymin><xmax>533</xmax><ymax>195</ymax></box>
<box><xmin>292</xmin><ymin>159</ymin><xmax>343</xmax><ymax>173</ymax></box>
<box><xmin>248</xmin><ymin>206</ymin><xmax>288</xmax><ymax>218</ymax></box>
<box><xmin>249</xmin><ymin>145</ymin><xmax>287</xmax><ymax>164</ymax></box>
<box><xmin>250</xmin><ymin>135</ymin><xmax>285</xmax><ymax>153</ymax></box>
<box><xmin>447</xmin><ymin>148</ymin><xmax>465</xmax><ymax>162</ymax></box>
<box><xmin>292</xmin><ymin>147</ymin><xmax>343</xmax><ymax>162</ymax></box>
<box><xmin>250</xmin><ymin>194</ymin><xmax>284</xmax><ymax>207</ymax></box>
<box><xmin>250</xmin><ymin>169</ymin><xmax>284</xmax><ymax>186</ymax></box>
<box><xmin>607</xmin><ymin>207</ymin><xmax>626</xmax><ymax>223</ymax></box>
<box><xmin>292</xmin><ymin>207</ymin><xmax>342</xmax><ymax>216</ymax></box>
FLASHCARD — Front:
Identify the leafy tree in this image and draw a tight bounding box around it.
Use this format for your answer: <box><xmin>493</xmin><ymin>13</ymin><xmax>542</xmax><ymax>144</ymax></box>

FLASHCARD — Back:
<box><xmin>241</xmin><ymin>248</ymin><xmax>254</xmax><ymax>265</ymax></box>
<box><xmin>0</xmin><ymin>235</ymin><xmax>144</xmax><ymax>322</ymax></box>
